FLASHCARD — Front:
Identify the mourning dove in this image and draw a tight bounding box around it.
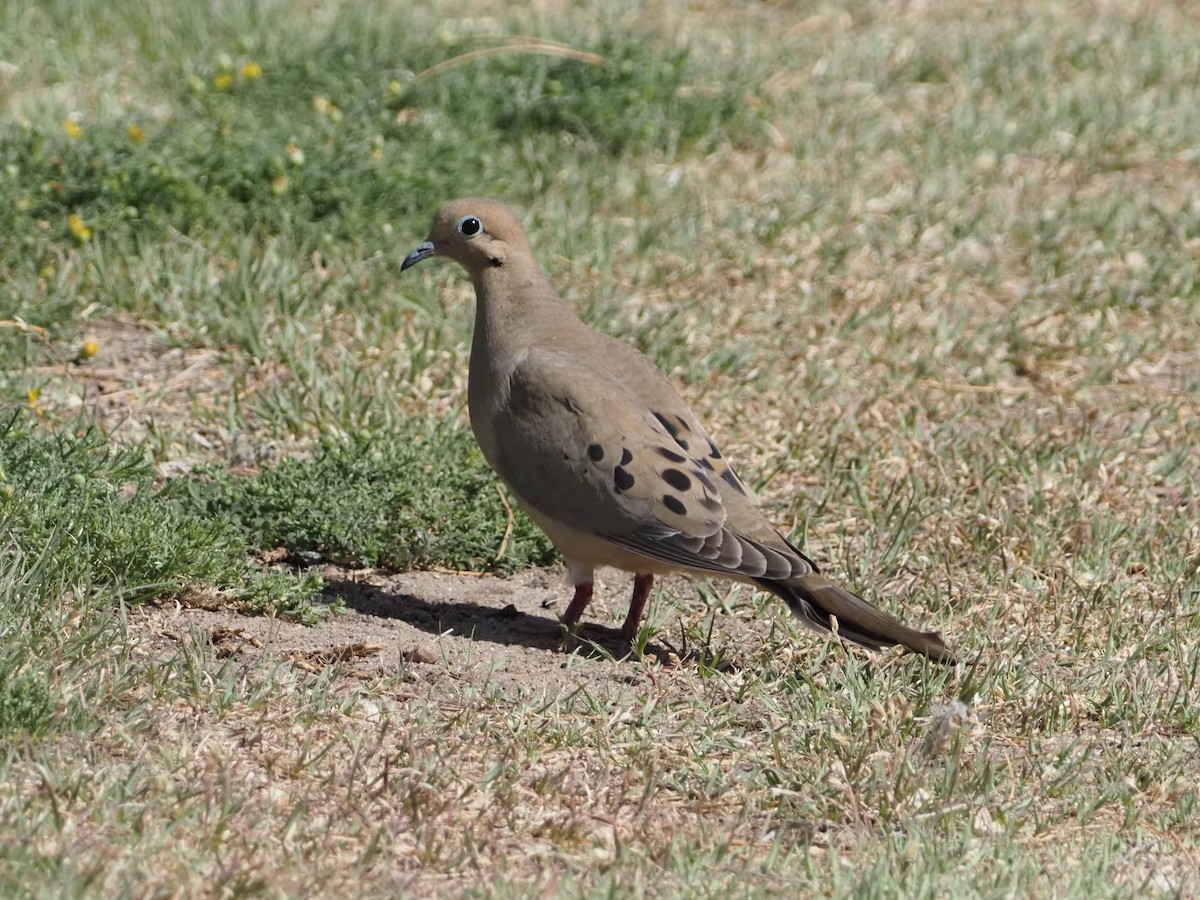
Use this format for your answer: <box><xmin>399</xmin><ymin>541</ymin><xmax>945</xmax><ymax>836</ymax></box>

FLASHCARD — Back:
<box><xmin>402</xmin><ymin>199</ymin><xmax>955</xmax><ymax>664</ymax></box>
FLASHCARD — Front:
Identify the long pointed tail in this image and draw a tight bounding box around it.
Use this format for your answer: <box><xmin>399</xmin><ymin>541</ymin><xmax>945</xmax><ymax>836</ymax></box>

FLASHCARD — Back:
<box><xmin>760</xmin><ymin>573</ymin><xmax>955</xmax><ymax>664</ymax></box>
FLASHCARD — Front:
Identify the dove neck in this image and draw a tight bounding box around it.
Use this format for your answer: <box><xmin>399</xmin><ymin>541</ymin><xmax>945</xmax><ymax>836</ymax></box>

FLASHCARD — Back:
<box><xmin>470</xmin><ymin>261</ymin><xmax>565</xmax><ymax>357</ymax></box>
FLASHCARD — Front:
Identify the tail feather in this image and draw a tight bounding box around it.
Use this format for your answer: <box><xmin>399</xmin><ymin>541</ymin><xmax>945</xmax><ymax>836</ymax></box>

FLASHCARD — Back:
<box><xmin>760</xmin><ymin>573</ymin><xmax>955</xmax><ymax>665</ymax></box>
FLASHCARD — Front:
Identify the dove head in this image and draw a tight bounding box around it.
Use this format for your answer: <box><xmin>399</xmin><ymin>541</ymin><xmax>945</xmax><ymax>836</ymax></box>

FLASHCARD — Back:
<box><xmin>401</xmin><ymin>198</ymin><xmax>534</xmax><ymax>276</ymax></box>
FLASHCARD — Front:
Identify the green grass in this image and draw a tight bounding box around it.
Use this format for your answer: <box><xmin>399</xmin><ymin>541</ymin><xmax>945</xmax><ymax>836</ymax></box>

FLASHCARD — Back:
<box><xmin>1</xmin><ymin>34</ymin><xmax>739</xmax><ymax>251</ymax></box>
<box><xmin>0</xmin><ymin>416</ymin><xmax>322</xmax><ymax>617</ymax></box>
<box><xmin>0</xmin><ymin>0</ymin><xmax>1198</xmax><ymax>895</ymax></box>
<box><xmin>176</xmin><ymin>424</ymin><xmax>556</xmax><ymax>571</ymax></box>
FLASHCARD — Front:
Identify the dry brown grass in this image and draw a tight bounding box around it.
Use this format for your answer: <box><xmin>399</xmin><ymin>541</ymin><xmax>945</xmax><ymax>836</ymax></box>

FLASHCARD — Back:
<box><xmin>3</xmin><ymin>0</ymin><xmax>1199</xmax><ymax>895</ymax></box>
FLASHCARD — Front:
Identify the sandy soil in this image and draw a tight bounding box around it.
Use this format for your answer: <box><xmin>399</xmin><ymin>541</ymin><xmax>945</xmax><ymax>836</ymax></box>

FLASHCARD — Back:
<box><xmin>133</xmin><ymin>565</ymin><xmax>768</xmax><ymax>692</ymax></box>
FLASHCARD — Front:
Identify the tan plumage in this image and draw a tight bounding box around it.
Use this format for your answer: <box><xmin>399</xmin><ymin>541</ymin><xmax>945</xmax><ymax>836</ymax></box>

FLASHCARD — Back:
<box><xmin>402</xmin><ymin>198</ymin><xmax>955</xmax><ymax>664</ymax></box>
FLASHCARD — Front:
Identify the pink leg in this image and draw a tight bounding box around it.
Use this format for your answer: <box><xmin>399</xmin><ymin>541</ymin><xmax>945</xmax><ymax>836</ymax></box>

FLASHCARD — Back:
<box><xmin>562</xmin><ymin>582</ymin><xmax>594</xmax><ymax>630</ymax></box>
<box><xmin>620</xmin><ymin>574</ymin><xmax>654</xmax><ymax>642</ymax></box>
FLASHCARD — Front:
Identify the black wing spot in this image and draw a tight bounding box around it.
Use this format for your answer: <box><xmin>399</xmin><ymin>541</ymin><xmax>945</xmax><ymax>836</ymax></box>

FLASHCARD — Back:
<box><xmin>694</xmin><ymin>470</ymin><xmax>717</xmax><ymax>493</ymax></box>
<box><xmin>707</xmin><ymin>438</ymin><xmax>722</xmax><ymax>459</ymax></box>
<box><xmin>653</xmin><ymin>412</ymin><xmax>692</xmax><ymax>451</ymax></box>
<box><xmin>614</xmin><ymin>467</ymin><xmax>635</xmax><ymax>492</ymax></box>
<box><xmin>661</xmin><ymin>468</ymin><xmax>691</xmax><ymax>492</ymax></box>
<box><xmin>721</xmin><ymin>469</ymin><xmax>746</xmax><ymax>495</ymax></box>
<box><xmin>697</xmin><ymin>457</ymin><xmax>714</xmax><ymax>471</ymax></box>
<box><xmin>662</xmin><ymin>495</ymin><xmax>687</xmax><ymax>516</ymax></box>
<box><xmin>620</xmin><ymin>447</ymin><xmax>633</xmax><ymax>466</ymax></box>
<box><xmin>700</xmin><ymin>494</ymin><xmax>722</xmax><ymax>513</ymax></box>
<box><xmin>654</xmin><ymin>446</ymin><xmax>687</xmax><ymax>464</ymax></box>
<box><xmin>652</xmin><ymin>412</ymin><xmax>681</xmax><ymax>438</ymax></box>
<box><xmin>587</xmin><ymin>443</ymin><xmax>605</xmax><ymax>462</ymax></box>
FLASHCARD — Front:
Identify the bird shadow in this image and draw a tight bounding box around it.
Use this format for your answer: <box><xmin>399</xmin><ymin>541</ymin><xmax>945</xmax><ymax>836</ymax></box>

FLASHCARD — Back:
<box><xmin>321</xmin><ymin>577</ymin><xmax>685</xmax><ymax>664</ymax></box>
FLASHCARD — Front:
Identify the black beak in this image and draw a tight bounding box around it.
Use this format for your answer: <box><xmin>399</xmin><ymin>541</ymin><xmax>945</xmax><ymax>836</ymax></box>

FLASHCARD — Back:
<box><xmin>401</xmin><ymin>240</ymin><xmax>437</xmax><ymax>271</ymax></box>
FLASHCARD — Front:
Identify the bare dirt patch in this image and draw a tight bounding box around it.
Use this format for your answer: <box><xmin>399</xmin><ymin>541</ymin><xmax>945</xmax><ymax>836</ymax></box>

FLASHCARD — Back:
<box><xmin>31</xmin><ymin>315</ymin><xmax>303</xmax><ymax>470</ymax></box>
<box><xmin>35</xmin><ymin>316</ymin><xmax>221</xmax><ymax>437</ymax></box>
<box><xmin>134</xmin><ymin>565</ymin><xmax>773</xmax><ymax>690</ymax></box>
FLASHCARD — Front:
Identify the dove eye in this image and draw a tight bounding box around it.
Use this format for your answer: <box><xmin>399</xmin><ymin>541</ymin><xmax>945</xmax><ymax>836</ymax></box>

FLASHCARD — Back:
<box><xmin>456</xmin><ymin>215</ymin><xmax>483</xmax><ymax>237</ymax></box>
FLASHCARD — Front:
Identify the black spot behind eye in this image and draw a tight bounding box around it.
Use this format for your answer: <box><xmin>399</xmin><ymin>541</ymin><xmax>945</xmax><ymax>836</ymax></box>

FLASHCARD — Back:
<box><xmin>457</xmin><ymin>215</ymin><xmax>482</xmax><ymax>236</ymax></box>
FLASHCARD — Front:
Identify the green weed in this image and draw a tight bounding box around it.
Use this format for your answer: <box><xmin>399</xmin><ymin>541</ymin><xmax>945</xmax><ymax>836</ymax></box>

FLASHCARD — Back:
<box><xmin>0</xmin><ymin>417</ymin><xmax>321</xmax><ymax>617</ymax></box>
<box><xmin>174</xmin><ymin>424</ymin><xmax>556</xmax><ymax>572</ymax></box>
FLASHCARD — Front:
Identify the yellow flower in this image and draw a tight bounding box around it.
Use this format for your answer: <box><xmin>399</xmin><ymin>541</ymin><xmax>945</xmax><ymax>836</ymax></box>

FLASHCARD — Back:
<box><xmin>64</xmin><ymin>118</ymin><xmax>83</xmax><ymax>140</ymax></box>
<box><xmin>241</xmin><ymin>62</ymin><xmax>262</xmax><ymax>80</ymax></box>
<box><xmin>80</xmin><ymin>340</ymin><xmax>100</xmax><ymax>360</ymax></box>
<box><xmin>286</xmin><ymin>143</ymin><xmax>305</xmax><ymax>166</ymax></box>
<box><xmin>127</xmin><ymin>123</ymin><xmax>145</xmax><ymax>143</ymax></box>
<box><xmin>213</xmin><ymin>72</ymin><xmax>234</xmax><ymax>91</ymax></box>
<box><xmin>26</xmin><ymin>388</ymin><xmax>41</xmax><ymax>411</ymax></box>
<box><xmin>388</xmin><ymin>80</ymin><xmax>402</xmax><ymax>96</ymax></box>
<box><xmin>312</xmin><ymin>95</ymin><xmax>341</xmax><ymax>121</ymax></box>
<box><xmin>68</xmin><ymin>213</ymin><xmax>92</xmax><ymax>242</ymax></box>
